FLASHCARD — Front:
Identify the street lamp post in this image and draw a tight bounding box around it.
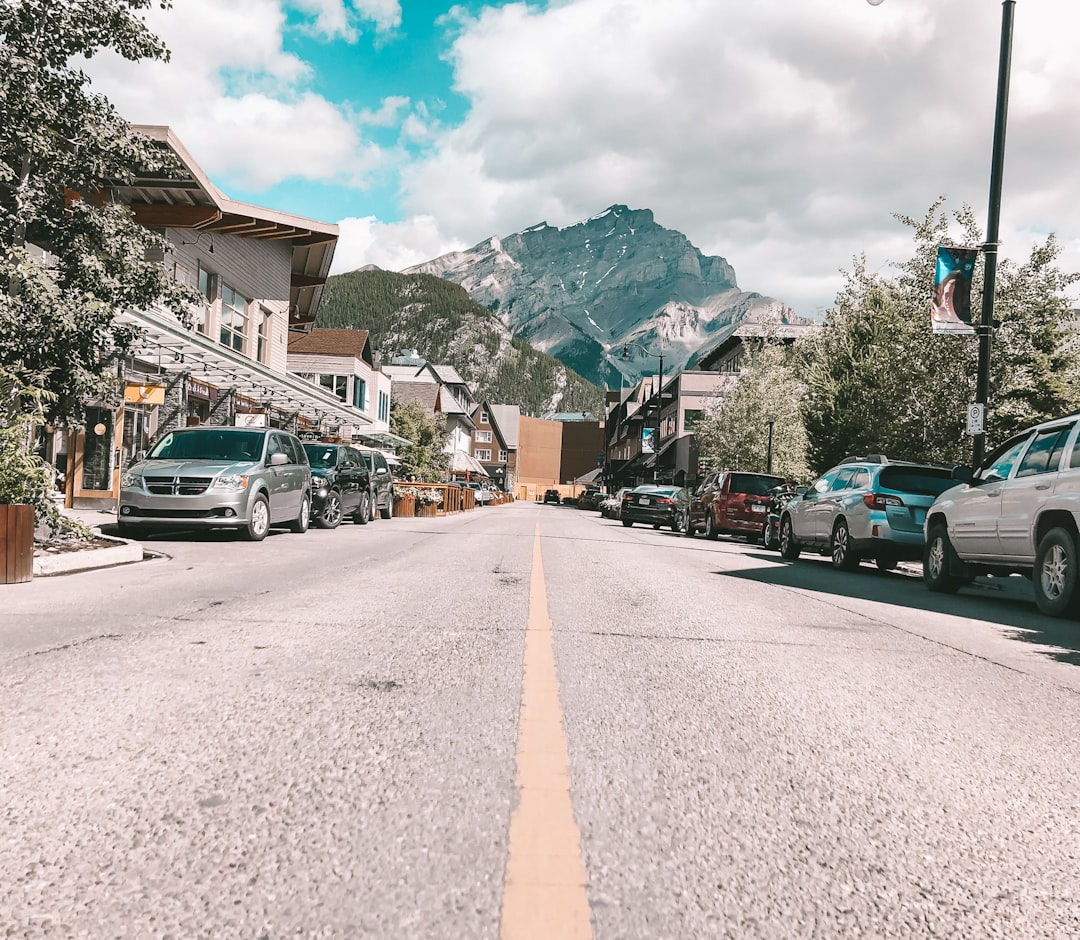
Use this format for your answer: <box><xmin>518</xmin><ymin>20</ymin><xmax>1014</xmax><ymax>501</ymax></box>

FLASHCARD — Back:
<box><xmin>869</xmin><ymin>0</ymin><xmax>1015</xmax><ymax>467</ymax></box>
<box><xmin>766</xmin><ymin>419</ymin><xmax>775</xmax><ymax>475</ymax></box>
<box><xmin>973</xmin><ymin>0</ymin><xmax>1015</xmax><ymax>467</ymax></box>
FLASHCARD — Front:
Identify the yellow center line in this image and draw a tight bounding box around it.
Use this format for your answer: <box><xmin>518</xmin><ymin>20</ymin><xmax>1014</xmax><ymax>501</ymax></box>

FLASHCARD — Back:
<box><xmin>500</xmin><ymin>524</ymin><xmax>593</xmax><ymax>940</ymax></box>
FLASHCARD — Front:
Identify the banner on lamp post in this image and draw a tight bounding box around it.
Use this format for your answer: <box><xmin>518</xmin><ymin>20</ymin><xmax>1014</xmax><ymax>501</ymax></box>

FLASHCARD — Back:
<box><xmin>930</xmin><ymin>245</ymin><xmax>978</xmax><ymax>334</ymax></box>
<box><xmin>641</xmin><ymin>427</ymin><xmax>655</xmax><ymax>454</ymax></box>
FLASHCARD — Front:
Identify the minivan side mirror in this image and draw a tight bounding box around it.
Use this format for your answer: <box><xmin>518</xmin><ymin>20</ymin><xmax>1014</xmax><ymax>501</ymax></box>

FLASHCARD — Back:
<box><xmin>268</xmin><ymin>452</ymin><xmax>289</xmax><ymax>466</ymax></box>
<box><xmin>133</xmin><ymin>450</ymin><xmax>146</xmax><ymax>464</ymax></box>
<box><xmin>796</xmin><ymin>485</ymin><xmax>809</xmax><ymax>495</ymax></box>
<box><xmin>951</xmin><ymin>465</ymin><xmax>975</xmax><ymax>484</ymax></box>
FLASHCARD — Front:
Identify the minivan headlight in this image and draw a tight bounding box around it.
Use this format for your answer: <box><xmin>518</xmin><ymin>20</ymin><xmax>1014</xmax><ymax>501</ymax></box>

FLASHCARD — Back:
<box><xmin>121</xmin><ymin>470</ymin><xmax>142</xmax><ymax>488</ymax></box>
<box><xmin>214</xmin><ymin>474</ymin><xmax>250</xmax><ymax>490</ymax></box>
<box><xmin>311</xmin><ymin>475</ymin><xmax>326</xmax><ymax>488</ymax></box>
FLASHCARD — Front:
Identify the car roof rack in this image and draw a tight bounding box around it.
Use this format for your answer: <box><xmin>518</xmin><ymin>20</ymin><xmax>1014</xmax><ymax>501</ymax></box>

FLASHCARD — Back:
<box><xmin>840</xmin><ymin>454</ymin><xmax>888</xmax><ymax>464</ymax></box>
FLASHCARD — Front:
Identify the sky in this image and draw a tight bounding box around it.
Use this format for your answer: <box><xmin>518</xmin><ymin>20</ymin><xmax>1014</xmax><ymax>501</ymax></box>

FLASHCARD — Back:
<box><xmin>85</xmin><ymin>0</ymin><xmax>1080</xmax><ymax>319</ymax></box>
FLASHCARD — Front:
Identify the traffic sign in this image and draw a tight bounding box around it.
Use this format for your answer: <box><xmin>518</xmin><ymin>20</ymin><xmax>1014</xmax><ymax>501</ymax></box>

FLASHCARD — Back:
<box><xmin>966</xmin><ymin>404</ymin><xmax>985</xmax><ymax>436</ymax></box>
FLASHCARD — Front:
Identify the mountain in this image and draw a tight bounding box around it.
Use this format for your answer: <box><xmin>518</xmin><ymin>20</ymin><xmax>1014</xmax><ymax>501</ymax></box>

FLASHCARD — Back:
<box><xmin>405</xmin><ymin>205</ymin><xmax>804</xmax><ymax>388</ymax></box>
<box><xmin>315</xmin><ymin>268</ymin><xmax>606</xmax><ymax>417</ymax></box>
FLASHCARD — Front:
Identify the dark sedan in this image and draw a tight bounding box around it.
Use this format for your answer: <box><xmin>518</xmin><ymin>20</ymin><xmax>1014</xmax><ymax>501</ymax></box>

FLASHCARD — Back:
<box><xmin>621</xmin><ymin>485</ymin><xmax>690</xmax><ymax>531</ymax></box>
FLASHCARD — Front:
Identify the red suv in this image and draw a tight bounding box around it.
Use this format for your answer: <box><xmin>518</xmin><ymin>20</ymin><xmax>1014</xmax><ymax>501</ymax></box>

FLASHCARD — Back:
<box><xmin>685</xmin><ymin>471</ymin><xmax>787</xmax><ymax>541</ymax></box>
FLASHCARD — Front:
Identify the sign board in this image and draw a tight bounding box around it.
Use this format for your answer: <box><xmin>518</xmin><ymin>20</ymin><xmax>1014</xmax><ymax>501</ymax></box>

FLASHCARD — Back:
<box><xmin>966</xmin><ymin>403</ymin><xmax>985</xmax><ymax>436</ymax></box>
<box><xmin>235</xmin><ymin>412</ymin><xmax>267</xmax><ymax>428</ymax></box>
<box><xmin>123</xmin><ymin>383</ymin><xmax>166</xmax><ymax>405</ymax></box>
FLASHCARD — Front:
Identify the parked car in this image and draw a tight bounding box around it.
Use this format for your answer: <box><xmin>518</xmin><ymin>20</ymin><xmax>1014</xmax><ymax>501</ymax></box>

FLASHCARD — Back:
<box><xmin>686</xmin><ymin>470</ymin><xmax>787</xmax><ymax>540</ymax></box>
<box><xmin>303</xmin><ymin>442</ymin><xmax>373</xmax><ymax>528</ymax></box>
<box><xmin>118</xmin><ymin>426</ymin><xmax>311</xmax><ymax>541</ymax></box>
<box><xmin>599</xmin><ymin>487</ymin><xmax>631</xmax><ymax>518</ymax></box>
<box><xmin>923</xmin><ymin>413</ymin><xmax>1080</xmax><ymax>617</ymax></box>
<box><xmin>543</xmin><ymin>488</ymin><xmax>561</xmax><ymax>505</ymax></box>
<box><xmin>621</xmin><ymin>485</ymin><xmax>690</xmax><ymax>531</ymax></box>
<box><xmin>779</xmin><ymin>456</ymin><xmax>957</xmax><ymax>570</ymax></box>
<box><xmin>577</xmin><ymin>487</ymin><xmax>604</xmax><ymax>511</ymax></box>
<box><xmin>355</xmin><ymin>447</ymin><xmax>395</xmax><ymax>519</ymax></box>
<box><xmin>761</xmin><ymin>482</ymin><xmax>801</xmax><ymax>551</ymax></box>
<box><xmin>465</xmin><ymin>481</ymin><xmax>495</xmax><ymax>505</ymax></box>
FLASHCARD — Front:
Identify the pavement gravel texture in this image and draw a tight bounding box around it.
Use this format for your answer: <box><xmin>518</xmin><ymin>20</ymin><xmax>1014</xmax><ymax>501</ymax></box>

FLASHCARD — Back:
<box><xmin>3</xmin><ymin>503</ymin><xmax>1080</xmax><ymax>938</ymax></box>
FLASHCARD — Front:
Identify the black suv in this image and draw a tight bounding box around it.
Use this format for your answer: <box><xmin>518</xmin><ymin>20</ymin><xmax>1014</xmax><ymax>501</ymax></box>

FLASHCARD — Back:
<box><xmin>303</xmin><ymin>443</ymin><xmax>374</xmax><ymax>528</ymax></box>
<box><xmin>543</xmin><ymin>488</ymin><xmax>561</xmax><ymax>504</ymax></box>
<box><xmin>356</xmin><ymin>447</ymin><xmax>395</xmax><ymax>519</ymax></box>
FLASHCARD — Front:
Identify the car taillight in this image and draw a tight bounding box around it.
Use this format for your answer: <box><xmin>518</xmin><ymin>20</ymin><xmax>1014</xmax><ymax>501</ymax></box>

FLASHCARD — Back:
<box><xmin>654</xmin><ymin>496</ymin><xmax>675</xmax><ymax>505</ymax></box>
<box><xmin>863</xmin><ymin>493</ymin><xmax>903</xmax><ymax>509</ymax></box>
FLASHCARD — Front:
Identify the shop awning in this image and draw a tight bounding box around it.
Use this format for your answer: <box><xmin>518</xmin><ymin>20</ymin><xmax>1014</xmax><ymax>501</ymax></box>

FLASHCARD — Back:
<box><xmin>118</xmin><ymin>306</ymin><xmax>374</xmax><ymax>430</ymax></box>
<box><xmin>449</xmin><ymin>450</ymin><xmax>490</xmax><ymax>476</ymax></box>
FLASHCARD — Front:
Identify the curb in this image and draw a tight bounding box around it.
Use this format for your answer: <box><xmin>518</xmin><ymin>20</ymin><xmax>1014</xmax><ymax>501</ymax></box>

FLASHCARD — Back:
<box><xmin>33</xmin><ymin>533</ymin><xmax>146</xmax><ymax>577</ymax></box>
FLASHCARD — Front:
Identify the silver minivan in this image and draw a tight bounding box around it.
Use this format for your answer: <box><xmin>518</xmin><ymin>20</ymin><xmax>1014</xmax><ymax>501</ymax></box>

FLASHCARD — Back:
<box><xmin>118</xmin><ymin>426</ymin><xmax>312</xmax><ymax>541</ymax></box>
<box><xmin>924</xmin><ymin>413</ymin><xmax>1080</xmax><ymax>616</ymax></box>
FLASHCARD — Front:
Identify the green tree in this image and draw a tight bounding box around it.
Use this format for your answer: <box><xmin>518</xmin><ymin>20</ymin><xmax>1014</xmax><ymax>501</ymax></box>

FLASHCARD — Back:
<box><xmin>695</xmin><ymin>341</ymin><xmax>811</xmax><ymax>482</ymax></box>
<box><xmin>390</xmin><ymin>399</ymin><xmax>449</xmax><ymax>482</ymax></box>
<box><xmin>799</xmin><ymin>199</ymin><xmax>1080</xmax><ymax>473</ymax></box>
<box><xmin>1</xmin><ymin>2</ymin><xmax>193</xmax><ymax>423</ymax></box>
<box><xmin>1</xmin><ymin>1</ymin><xmax>192</xmax><ymax>521</ymax></box>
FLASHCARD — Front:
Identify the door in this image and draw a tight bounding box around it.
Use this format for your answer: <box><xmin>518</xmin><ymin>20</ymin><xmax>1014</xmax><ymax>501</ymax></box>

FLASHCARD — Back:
<box><xmin>793</xmin><ymin>469</ymin><xmax>841</xmax><ymax>542</ymax></box>
<box><xmin>71</xmin><ymin>405</ymin><xmax>123</xmax><ymax>507</ymax></box>
<box><xmin>266</xmin><ymin>432</ymin><xmax>302</xmax><ymax>521</ymax></box>
<box><xmin>997</xmin><ymin>423</ymin><xmax>1073</xmax><ymax>560</ymax></box>
<box><xmin>949</xmin><ymin>434</ymin><xmax>1032</xmax><ymax>559</ymax></box>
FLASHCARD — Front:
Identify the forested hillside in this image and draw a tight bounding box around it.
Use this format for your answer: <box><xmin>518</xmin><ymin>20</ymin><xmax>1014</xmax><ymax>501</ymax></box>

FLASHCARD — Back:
<box><xmin>317</xmin><ymin>269</ymin><xmax>605</xmax><ymax>416</ymax></box>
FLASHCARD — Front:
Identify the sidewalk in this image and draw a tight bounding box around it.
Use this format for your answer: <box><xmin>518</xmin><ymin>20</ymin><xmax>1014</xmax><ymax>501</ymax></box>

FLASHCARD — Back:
<box><xmin>33</xmin><ymin>501</ymin><xmax>146</xmax><ymax>577</ymax></box>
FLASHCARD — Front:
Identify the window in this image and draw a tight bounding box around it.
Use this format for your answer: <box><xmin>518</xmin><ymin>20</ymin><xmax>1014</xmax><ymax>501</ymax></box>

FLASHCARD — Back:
<box><xmin>320</xmin><ymin>374</ymin><xmax>349</xmax><ymax>403</ymax></box>
<box><xmin>1016</xmin><ymin>426</ymin><xmax>1072</xmax><ymax>477</ymax></box>
<box><xmin>979</xmin><ymin>435</ymin><xmax>1034</xmax><ymax>483</ymax></box>
<box><xmin>195</xmin><ymin>265</ymin><xmax>216</xmax><ymax>334</ymax></box>
<box><xmin>683</xmin><ymin>409</ymin><xmax>704</xmax><ymax>431</ymax></box>
<box><xmin>480</xmin><ymin>411</ymin><xmax>489</xmax><ymax>424</ymax></box>
<box><xmin>476</xmin><ymin>430</ymin><xmax>492</xmax><ymax>443</ymax></box>
<box><xmin>475</xmin><ymin>448</ymin><xmax>492</xmax><ymax>461</ymax></box>
<box><xmin>499</xmin><ymin>449</ymin><xmax>507</xmax><ymax>463</ymax></box>
<box><xmin>256</xmin><ymin>308</ymin><xmax>272</xmax><ymax>364</ymax></box>
<box><xmin>353</xmin><ymin>378</ymin><xmax>367</xmax><ymax>410</ymax></box>
<box><xmin>378</xmin><ymin>391</ymin><xmax>389</xmax><ymax>423</ymax></box>
<box><xmin>219</xmin><ymin>283</ymin><xmax>249</xmax><ymax>352</ymax></box>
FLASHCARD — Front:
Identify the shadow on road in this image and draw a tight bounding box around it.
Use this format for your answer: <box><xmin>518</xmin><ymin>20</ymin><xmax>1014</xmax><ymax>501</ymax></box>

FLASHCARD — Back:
<box><xmin>718</xmin><ymin>551</ymin><xmax>1080</xmax><ymax>668</ymax></box>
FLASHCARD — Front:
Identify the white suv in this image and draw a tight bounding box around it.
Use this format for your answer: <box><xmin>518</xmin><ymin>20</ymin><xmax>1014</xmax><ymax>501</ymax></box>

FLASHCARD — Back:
<box><xmin>923</xmin><ymin>413</ymin><xmax>1080</xmax><ymax>617</ymax></box>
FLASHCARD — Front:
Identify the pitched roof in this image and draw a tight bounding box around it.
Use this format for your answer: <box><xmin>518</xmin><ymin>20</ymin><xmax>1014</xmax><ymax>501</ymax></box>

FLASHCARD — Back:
<box><xmin>391</xmin><ymin>380</ymin><xmax>440</xmax><ymax>414</ymax></box>
<box><xmin>488</xmin><ymin>404</ymin><xmax>521</xmax><ymax>449</ymax></box>
<box><xmin>288</xmin><ymin>328</ymin><xmax>371</xmax><ymax>363</ymax></box>
<box><xmin>425</xmin><ymin>364</ymin><xmax>466</xmax><ymax>386</ymax></box>
<box><xmin>381</xmin><ymin>363</ymin><xmax>429</xmax><ymax>380</ymax></box>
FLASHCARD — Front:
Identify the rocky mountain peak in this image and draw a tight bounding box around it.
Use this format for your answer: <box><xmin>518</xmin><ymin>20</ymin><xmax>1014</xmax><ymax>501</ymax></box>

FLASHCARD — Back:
<box><xmin>404</xmin><ymin>207</ymin><xmax>796</xmax><ymax>388</ymax></box>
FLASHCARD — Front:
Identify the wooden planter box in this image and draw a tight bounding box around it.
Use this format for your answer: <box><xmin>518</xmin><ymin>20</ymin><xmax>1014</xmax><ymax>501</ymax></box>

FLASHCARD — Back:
<box><xmin>1</xmin><ymin>504</ymin><xmax>34</xmax><ymax>584</ymax></box>
<box><xmin>415</xmin><ymin>503</ymin><xmax>438</xmax><ymax>517</ymax></box>
<box><xmin>393</xmin><ymin>496</ymin><xmax>415</xmax><ymax>517</ymax></box>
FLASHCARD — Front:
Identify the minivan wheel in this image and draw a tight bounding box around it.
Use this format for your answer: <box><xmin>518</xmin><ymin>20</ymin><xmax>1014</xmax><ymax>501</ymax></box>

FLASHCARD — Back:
<box><xmin>317</xmin><ymin>491</ymin><xmax>343</xmax><ymax>529</ymax></box>
<box><xmin>1034</xmin><ymin>527</ymin><xmax>1080</xmax><ymax>618</ymax></box>
<box><xmin>244</xmin><ymin>494</ymin><xmax>270</xmax><ymax>541</ymax></box>
<box><xmin>779</xmin><ymin>516</ymin><xmax>800</xmax><ymax>560</ymax></box>
<box><xmin>354</xmin><ymin>492</ymin><xmax>371</xmax><ymax>525</ymax></box>
<box><xmin>704</xmin><ymin>512</ymin><xmax>719</xmax><ymax>541</ymax></box>
<box><xmin>289</xmin><ymin>493</ymin><xmax>311</xmax><ymax>534</ymax></box>
<box><xmin>923</xmin><ymin>525</ymin><xmax>964</xmax><ymax>593</ymax></box>
<box><xmin>830</xmin><ymin>519</ymin><xmax>860</xmax><ymax>571</ymax></box>
<box><xmin>380</xmin><ymin>491</ymin><xmax>393</xmax><ymax>519</ymax></box>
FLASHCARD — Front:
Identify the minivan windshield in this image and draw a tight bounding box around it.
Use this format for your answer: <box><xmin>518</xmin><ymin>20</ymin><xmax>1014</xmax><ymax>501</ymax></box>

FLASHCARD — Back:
<box><xmin>146</xmin><ymin>429</ymin><xmax>264</xmax><ymax>462</ymax></box>
<box><xmin>304</xmin><ymin>444</ymin><xmax>340</xmax><ymax>470</ymax></box>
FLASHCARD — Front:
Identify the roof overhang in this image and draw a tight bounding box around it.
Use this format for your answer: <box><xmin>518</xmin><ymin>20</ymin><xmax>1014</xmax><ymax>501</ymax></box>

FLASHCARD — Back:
<box><xmin>118</xmin><ymin>126</ymin><xmax>338</xmax><ymax>333</ymax></box>
<box><xmin>119</xmin><ymin>306</ymin><xmax>372</xmax><ymax>430</ymax></box>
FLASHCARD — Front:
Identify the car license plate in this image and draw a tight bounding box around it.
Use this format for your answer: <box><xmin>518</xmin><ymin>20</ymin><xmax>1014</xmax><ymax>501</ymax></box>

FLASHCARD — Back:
<box><xmin>751</xmin><ymin>504</ymin><xmax>766</xmax><ymax>513</ymax></box>
<box><xmin>639</xmin><ymin>497</ymin><xmax>651</xmax><ymax>506</ymax></box>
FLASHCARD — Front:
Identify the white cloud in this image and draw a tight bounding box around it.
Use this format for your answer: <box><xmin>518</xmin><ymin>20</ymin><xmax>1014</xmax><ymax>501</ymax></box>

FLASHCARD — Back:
<box><xmin>331</xmin><ymin>216</ymin><xmax>465</xmax><ymax>274</ymax></box>
<box><xmin>290</xmin><ymin>0</ymin><xmax>402</xmax><ymax>41</ymax></box>
<box><xmin>391</xmin><ymin>0</ymin><xmax>1080</xmax><ymax>315</ymax></box>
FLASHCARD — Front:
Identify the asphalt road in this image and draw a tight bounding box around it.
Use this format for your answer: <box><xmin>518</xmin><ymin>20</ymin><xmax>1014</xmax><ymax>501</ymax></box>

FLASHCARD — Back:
<box><xmin>3</xmin><ymin>501</ymin><xmax>1080</xmax><ymax>938</ymax></box>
